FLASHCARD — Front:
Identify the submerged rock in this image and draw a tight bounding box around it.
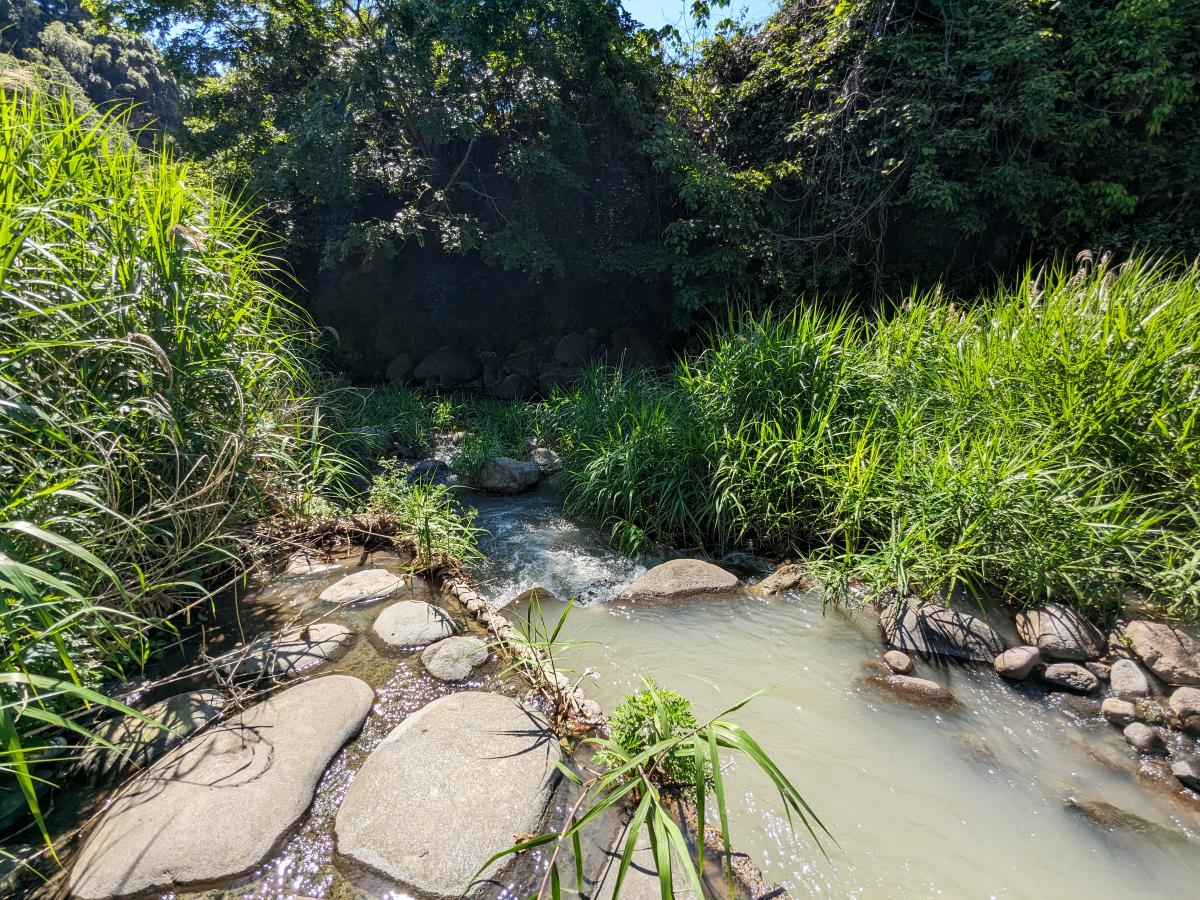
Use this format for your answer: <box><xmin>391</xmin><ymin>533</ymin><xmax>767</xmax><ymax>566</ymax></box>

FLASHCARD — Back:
<box><xmin>994</xmin><ymin>646</ymin><xmax>1041</xmax><ymax>681</ymax></box>
<box><xmin>334</xmin><ymin>692</ymin><xmax>560</xmax><ymax>898</ymax></box>
<box><xmin>1169</xmin><ymin>686</ymin><xmax>1200</xmax><ymax>734</ymax></box>
<box><xmin>1015</xmin><ymin>604</ymin><xmax>1105</xmax><ymax>661</ymax></box>
<box><xmin>1122</xmin><ymin>620</ymin><xmax>1200</xmax><ymax>687</ymax></box>
<box><xmin>473</xmin><ymin>456</ymin><xmax>541</xmax><ymax>494</ymax></box>
<box><xmin>373</xmin><ymin>600</ymin><xmax>456</xmax><ymax>649</ymax></box>
<box><xmin>77</xmin><ymin>690</ymin><xmax>225</xmax><ymax>781</ymax></box>
<box><xmin>220</xmin><ymin>623</ymin><xmax>352</xmax><ymax>678</ymax></box>
<box><xmin>421</xmin><ymin>636</ymin><xmax>488</xmax><ymax>681</ymax></box>
<box><xmin>749</xmin><ymin>563</ymin><xmax>811</xmax><ymax>597</ymax></box>
<box><xmin>1123</xmin><ymin>722</ymin><xmax>1166</xmax><ymax>754</ymax></box>
<box><xmin>864</xmin><ymin>673</ymin><xmax>955</xmax><ymax>705</ymax></box>
<box><xmin>1063</xmin><ymin>795</ymin><xmax>1187</xmax><ymax>843</ymax></box>
<box><xmin>319</xmin><ymin>568</ymin><xmax>409</xmax><ymax>604</ymax></box>
<box><xmin>1109</xmin><ymin>659</ymin><xmax>1151</xmax><ymax>699</ymax></box>
<box><xmin>69</xmin><ymin>676</ymin><xmax>373</xmax><ymax>899</ymax></box>
<box><xmin>617</xmin><ymin>559</ymin><xmax>741</xmax><ymax>602</ymax></box>
<box><xmin>879</xmin><ymin>596</ymin><xmax>1006</xmax><ymax>663</ymax></box>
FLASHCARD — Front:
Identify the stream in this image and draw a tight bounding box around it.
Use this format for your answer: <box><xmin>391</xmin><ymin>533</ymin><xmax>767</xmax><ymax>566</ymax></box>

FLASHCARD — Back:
<box><xmin>13</xmin><ymin>480</ymin><xmax>1200</xmax><ymax>899</ymax></box>
<box><xmin>470</xmin><ymin>483</ymin><xmax>1200</xmax><ymax>899</ymax></box>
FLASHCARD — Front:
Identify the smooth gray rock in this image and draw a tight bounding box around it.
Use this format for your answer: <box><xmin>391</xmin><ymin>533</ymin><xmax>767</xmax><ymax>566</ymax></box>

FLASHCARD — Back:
<box><xmin>421</xmin><ymin>636</ymin><xmax>488</xmax><ymax>681</ymax></box>
<box><xmin>473</xmin><ymin>456</ymin><xmax>542</xmax><ymax>494</ymax></box>
<box><xmin>1124</xmin><ymin>722</ymin><xmax>1166</xmax><ymax>754</ymax></box>
<box><xmin>1109</xmin><ymin>658</ymin><xmax>1151</xmax><ymax>699</ymax></box>
<box><xmin>1015</xmin><ymin>604</ymin><xmax>1105</xmax><ymax>661</ymax></box>
<box><xmin>373</xmin><ymin>600</ymin><xmax>456</xmax><ymax>648</ymax></box>
<box><xmin>1169</xmin><ymin>686</ymin><xmax>1200</xmax><ymax>734</ymax></box>
<box><xmin>617</xmin><ymin>559</ymin><xmax>740</xmax><ymax>602</ymax></box>
<box><xmin>77</xmin><ymin>690</ymin><xmax>225</xmax><ymax>781</ymax></box>
<box><xmin>883</xmin><ymin>650</ymin><xmax>914</xmax><ymax>675</ymax></box>
<box><xmin>749</xmin><ymin>563</ymin><xmax>811</xmax><ymax>597</ymax></box>
<box><xmin>319</xmin><ymin>568</ymin><xmax>409</xmax><ymax>604</ymax></box>
<box><xmin>1042</xmin><ymin>662</ymin><xmax>1100</xmax><ymax>694</ymax></box>
<box><xmin>1173</xmin><ymin>758</ymin><xmax>1200</xmax><ymax>791</ymax></box>
<box><xmin>994</xmin><ymin>646</ymin><xmax>1042</xmax><ymax>680</ymax></box>
<box><xmin>592</xmin><ymin>820</ymin><xmax>697</xmax><ymax>900</ymax></box>
<box><xmin>413</xmin><ymin>346</ymin><xmax>482</xmax><ymax>385</ymax></box>
<box><xmin>69</xmin><ymin>676</ymin><xmax>373</xmax><ymax>899</ymax></box>
<box><xmin>1101</xmin><ymin>697</ymin><xmax>1138</xmax><ymax>727</ymax></box>
<box><xmin>334</xmin><ymin>692</ymin><xmax>561</xmax><ymax>898</ymax></box>
<box><xmin>1123</xmin><ymin>620</ymin><xmax>1200</xmax><ymax>687</ymax></box>
<box><xmin>220</xmin><ymin>623</ymin><xmax>352</xmax><ymax>678</ymax></box>
<box><xmin>880</xmin><ymin>597</ymin><xmax>1006</xmax><ymax>663</ymax></box>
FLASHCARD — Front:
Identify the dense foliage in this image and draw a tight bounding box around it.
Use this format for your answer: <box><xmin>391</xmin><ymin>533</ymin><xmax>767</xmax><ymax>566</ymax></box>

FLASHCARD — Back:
<box><xmin>696</xmin><ymin>0</ymin><xmax>1200</xmax><ymax>298</ymax></box>
<box><xmin>0</xmin><ymin>1</ymin><xmax>181</xmax><ymax>130</ymax></box>
<box><xmin>48</xmin><ymin>0</ymin><xmax>1200</xmax><ymax>346</ymax></box>
<box><xmin>0</xmin><ymin>73</ymin><xmax>333</xmax><ymax>836</ymax></box>
<box><xmin>553</xmin><ymin>258</ymin><xmax>1200</xmax><ymax>621</ymax></box>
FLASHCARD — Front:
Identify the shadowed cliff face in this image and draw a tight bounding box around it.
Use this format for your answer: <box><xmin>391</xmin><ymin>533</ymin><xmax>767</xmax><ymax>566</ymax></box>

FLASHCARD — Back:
<box><xmin>306</xmin><ymin>243</ymin><xmax>676</xmax><ymax>382</ymax></box>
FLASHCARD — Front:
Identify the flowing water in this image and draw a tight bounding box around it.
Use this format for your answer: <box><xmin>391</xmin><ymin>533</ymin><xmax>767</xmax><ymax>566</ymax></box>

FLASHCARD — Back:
<box><xmin>471</xmin><ymin>484</ymin><xmax>1200</xmax><ymax>899</ymax></box>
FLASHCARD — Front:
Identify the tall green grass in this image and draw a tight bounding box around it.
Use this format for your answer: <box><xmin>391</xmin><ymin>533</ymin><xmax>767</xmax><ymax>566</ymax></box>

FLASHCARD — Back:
<box><xmin>0</xmin><ymin>82</ymin><xmax>339</xmax><ymax>844</ymax></box>
<box><xmin>554</xmin><ymin>258</ymin><xmax>1200</xmax><ymax>621</ymax></box>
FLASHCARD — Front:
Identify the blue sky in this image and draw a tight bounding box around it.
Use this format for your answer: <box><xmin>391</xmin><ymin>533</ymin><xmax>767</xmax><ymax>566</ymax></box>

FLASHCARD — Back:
<box><xmin>621</xmin><ymin>0</ymin><xmax>780</xmax><ymax>31</ymax></box>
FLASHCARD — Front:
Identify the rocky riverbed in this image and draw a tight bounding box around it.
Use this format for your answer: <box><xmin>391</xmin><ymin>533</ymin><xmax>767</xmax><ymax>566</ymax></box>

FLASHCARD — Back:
<box><xmin>8</xmin><ymin>479</ymin><xmax>1200</xmax><ymax>899</ymax></box>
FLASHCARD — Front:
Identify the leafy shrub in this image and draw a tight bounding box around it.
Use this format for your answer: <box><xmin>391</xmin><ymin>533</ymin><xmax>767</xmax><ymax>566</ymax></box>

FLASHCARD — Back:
<box><xmin>600</xmin><ymin>678</ymin><xmax>707</xmax><ymax>790</ymax></box>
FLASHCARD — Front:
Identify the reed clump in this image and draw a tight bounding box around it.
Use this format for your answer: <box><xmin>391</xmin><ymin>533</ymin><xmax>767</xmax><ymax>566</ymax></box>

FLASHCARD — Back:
<box><xmin>554</xmin><ymin>257</ymin><xmax>1200</xmax><ymax>621</ymax></box>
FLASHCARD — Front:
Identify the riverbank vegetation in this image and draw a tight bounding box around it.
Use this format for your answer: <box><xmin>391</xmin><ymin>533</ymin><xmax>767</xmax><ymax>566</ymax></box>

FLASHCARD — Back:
<box><xmin>553</xmin><ymin>258</ymin><xmax>1200</xmax><ymax>622</ymax></box>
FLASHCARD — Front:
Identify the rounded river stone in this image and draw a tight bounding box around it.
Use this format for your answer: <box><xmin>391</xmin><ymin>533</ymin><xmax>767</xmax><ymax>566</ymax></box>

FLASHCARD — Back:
<box><xmin>373</xmin><ymin>600</ymin><xmax>456</xmax><ymax>648</ymax></box>
<box><xmin>617</xmin><ymin>559</ymin><xmax>740</xmax><ymax>601</ymax></box>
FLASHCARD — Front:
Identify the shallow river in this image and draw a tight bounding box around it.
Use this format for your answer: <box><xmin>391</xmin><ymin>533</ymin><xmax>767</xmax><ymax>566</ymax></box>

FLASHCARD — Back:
<box><xmin>470</xmin><ymin>484</ymin><xmax>1200</xmax><ymax>899</ymax></box>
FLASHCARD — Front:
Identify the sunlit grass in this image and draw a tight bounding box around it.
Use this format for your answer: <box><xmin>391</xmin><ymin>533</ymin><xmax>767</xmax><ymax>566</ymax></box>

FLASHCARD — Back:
<box><xmin>554</xmin><ymin>257</ymin><xmax>1200</xmax><ymax>621</ymax></box>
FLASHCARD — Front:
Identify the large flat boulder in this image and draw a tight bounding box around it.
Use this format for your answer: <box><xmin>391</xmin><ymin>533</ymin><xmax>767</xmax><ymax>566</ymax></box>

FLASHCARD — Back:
<box><xmin>220</xmin><ymin>623</ymin><xmax>352</xmax><ymax>678</ymax></box>
<box><xmin>69</xmin><ymin>675</ymin><xmax>374</xmax><ymax>899</ymax></box>
<box><xmin>880</xmin><ymin>597</ymin><xmax>1006</xmax><ymax>663</ymax></box>
<box><xmin>319</xmin><ymin>569</ymin><xmax>409</xmax><ymax>604</ymax></box>
<box><xmin>335</xmin><ymin>691</ymin><xmax>560</xmax><ymax>897</ymax></box>
<box><xmin>617</xmin><ymin>559</ymin><xmax>740</xmax><ymax>602</ymax></box>
<box><xmin>1123</xmin><ymin>620</ymin><xmax>1200</xmax><ymax>686</ymax></box>
<box><xmin>373</xmin><ymin>600</ymin><xmax>456</xmax><ymax>648</ymax></box>
<box><xmin>1015</xmin><ymin>603</ymin><xmax>1105</xmax><ymax>661</ymax></box>
<box><xmin>76</xmin><ymin>690</ymin><xmax>225</xmax><ymax>781</ymax></box>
